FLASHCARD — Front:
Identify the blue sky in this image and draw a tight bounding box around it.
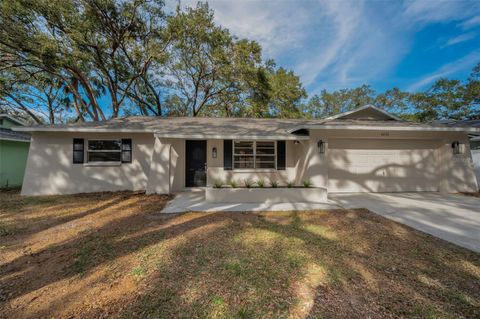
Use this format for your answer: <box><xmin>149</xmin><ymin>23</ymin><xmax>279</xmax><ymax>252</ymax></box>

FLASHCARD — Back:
<box><xmin>169</xmin><ymin>0</ymin><xmax>480</xmax><ymax>95</ymax></box>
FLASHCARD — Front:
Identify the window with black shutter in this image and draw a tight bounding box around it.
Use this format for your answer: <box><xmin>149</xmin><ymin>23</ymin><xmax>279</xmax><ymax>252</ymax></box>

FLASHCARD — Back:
<box><xmin>73</xmin><ymin>139</ymin><xmax>84</xmax><ymax>164</ymax></box>
<box><xmin>121</xmin><ymin>139</ymin><xmax>132</xmax><ymax>163</ymax></box>
<box><xmin>87</xmin><ymin>140</ymin><xmax>122</xmax><ymax>162</ymax></box>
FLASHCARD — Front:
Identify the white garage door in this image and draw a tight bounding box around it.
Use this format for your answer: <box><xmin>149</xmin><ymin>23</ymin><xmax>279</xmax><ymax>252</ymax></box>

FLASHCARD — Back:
<box><xmin>328</xmin><ymin>139</ymin><xmax>439</xmax><ymax>193</ymax></box>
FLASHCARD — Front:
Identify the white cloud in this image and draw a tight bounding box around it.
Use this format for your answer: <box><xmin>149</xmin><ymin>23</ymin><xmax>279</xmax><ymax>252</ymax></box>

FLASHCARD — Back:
<box><xmin>403</xmin><ymin>0</ymin><xmax>477</xmax><ymax>24</ymax></box>
<box><xmin>166</xmin><ymin>0</ymin><xmax>480</xmax><ymax>93</ymax></box>
<box><xmin>461</xmin><ymin>15</ymin><xmax>480</xmax><ymax>30</ymax></box>
<box><xmin>407</xmin><ymin>50</ymin><xmax>480</xmax><ymax>91</ymax></box>
<box><xmin>444</xmin><ymin>32</ymin><xmax>476</xmax><ymax>47</ymax></box>
<box><xmin>167</xmin><ymin>0</ymin><xmax>312</xmax><ymax>57</ymax></box>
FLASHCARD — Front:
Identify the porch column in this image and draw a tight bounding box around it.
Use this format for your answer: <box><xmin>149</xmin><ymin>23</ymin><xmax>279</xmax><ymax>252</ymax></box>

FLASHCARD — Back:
<box><xmin>146</xmin><ymin>137</ymin><xmax>171</xmax><ymax>194</ymax></box>
<box><xmin>302</xmin><ymin>133</ymin><xmax>328</xmax><ymax>189</ymax></box>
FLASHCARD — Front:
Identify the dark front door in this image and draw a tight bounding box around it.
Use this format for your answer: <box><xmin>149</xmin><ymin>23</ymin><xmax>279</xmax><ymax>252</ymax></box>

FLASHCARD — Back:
<box><xmin>185</xmin><ymin>140</ymin><xmax>207</xmax><ymax>187</ymax></box>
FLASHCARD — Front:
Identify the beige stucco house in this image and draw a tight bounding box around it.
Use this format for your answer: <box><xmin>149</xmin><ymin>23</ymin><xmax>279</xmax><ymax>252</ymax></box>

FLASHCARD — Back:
<box><xmin>14</xmin><ymin>105</ymin><xmax>479</xmax><ymax>201</ymax></box>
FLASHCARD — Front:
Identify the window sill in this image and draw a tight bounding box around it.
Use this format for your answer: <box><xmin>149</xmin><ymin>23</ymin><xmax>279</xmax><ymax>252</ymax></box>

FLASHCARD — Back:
<box><xmin>84</xmin><ymin>162</ymin><xmax>122</xmax><ymax>167</ymax></box>
<box><xmin>231</xmin><ymin>169</ymin><xmax>278</xmax><ymax>173</ymax></box>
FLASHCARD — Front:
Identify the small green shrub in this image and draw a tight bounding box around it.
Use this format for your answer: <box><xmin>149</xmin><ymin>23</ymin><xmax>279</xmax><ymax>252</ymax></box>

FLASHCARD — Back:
<box><xmin>213</xmin><ymin>180</ymin><xmax>223</xmax><ymax>188</ymax></box>
<box><xmin>303</xmin><ymin>179</ymin><xmax>313</xmax><ymax>188</ymax></box>
<box><xmin>228</xmin><ymin>180</ymin><xmax>237</xmax><ymax>188</ymax></box>
<box><xmin>287</xmin><ymin>181</ymin><xmax>294</xmax><ymax>188</ymax></box>
<box><xmin>132</xmin><ymin>266</ymin><xmax>147</xmax><ymax>277</ymax></box>
<box><xmin>211</xmin><ymin>295</ymin><xmax>225</xmax><ymax>306</ymax></box>
<box><xmin>269</xmin><ymin>179</ymin><xmax>278</xmax><ymax>188</ymax></box>
<box><xmin>256</xmin><ymin>179</ymin><xmax>265</xmax><ymax>188</ymax></box>
<box><xmin>244</xmin><ymin>178</ymin><xmax>253</xmax><ymax>188</ymax></box>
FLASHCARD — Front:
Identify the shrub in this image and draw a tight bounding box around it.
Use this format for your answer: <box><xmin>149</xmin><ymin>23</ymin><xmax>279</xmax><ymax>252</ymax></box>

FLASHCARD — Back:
<box><xmin>256</xmin><ymin>179</ymin><xmax>265</xmax><ymax>188</ymax></box>
<box><xmin>213</xmin><ymin>180</ymin><xmax>223</xmax><ymax>188</ymax></box>
<box><xmin>287</xmin><ymin>181</ymin><xmax>294</xmax><ymax>188</ymax></box>
<box><xmin>228</xmin><ymin>180</ymin><xmax>238</xmax><ymax>188</ymax></box>
<box><xmin>244</xmin><ymin>178</ymin><xmax>253</xmax><ymax>188</ymax></box>
<box><xmin>269</xmin><ymin>179</ymin><xmax>278</xmax><ymax>188</ymax></box>
<box><xmin>303</xmin><ymin>179</ymin><xmax>313</xmax><ymax>188</ymax></box>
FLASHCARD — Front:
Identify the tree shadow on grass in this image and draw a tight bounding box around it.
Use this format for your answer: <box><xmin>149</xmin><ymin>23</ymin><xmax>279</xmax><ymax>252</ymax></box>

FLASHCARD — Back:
<box><xmin>120</xmin><ymin>210</ymin><xmax>480</xmax><ymax>318</ymax></box>
<box><xmin>1</xmin><ymin>197</ymin><xmax>479</xmax><ymax>318</ymax></box>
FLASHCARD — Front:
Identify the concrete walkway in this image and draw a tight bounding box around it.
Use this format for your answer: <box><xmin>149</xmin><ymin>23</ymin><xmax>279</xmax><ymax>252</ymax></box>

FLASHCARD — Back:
<box><xmin>160</xmin><ymin>190</ymin><xmax>339</xmax><ymax>214</ymax></box>
<box><xmin>330</xmin><ymin>192</ymin><xmax>480</xmax><ymax>253</ymax></box>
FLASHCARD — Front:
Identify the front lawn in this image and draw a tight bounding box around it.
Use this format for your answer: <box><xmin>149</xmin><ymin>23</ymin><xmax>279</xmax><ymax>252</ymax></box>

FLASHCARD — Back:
<box><xmin>0</xmin><ymin>190</ymin><xmax>479</xmax><ymax>318</ymax></box>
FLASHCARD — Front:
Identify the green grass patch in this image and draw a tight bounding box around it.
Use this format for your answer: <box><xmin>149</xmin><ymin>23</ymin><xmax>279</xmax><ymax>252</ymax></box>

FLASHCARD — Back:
<box><xmin>0</xmin><ymin>223</ymin><xmax>15</xmax><ymax>236</ymax></box>
<box><xmin>131</xmin><ymin>266</ymin><xmax>147</xmax><ymax>277</ymax></box>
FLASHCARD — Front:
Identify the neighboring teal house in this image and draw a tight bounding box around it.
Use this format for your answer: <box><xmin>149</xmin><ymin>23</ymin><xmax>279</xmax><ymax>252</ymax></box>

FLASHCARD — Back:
<box><xmin>0</xmin><ymin>114</ymin><xmax>31</xmax><ymax>188</ymax></box>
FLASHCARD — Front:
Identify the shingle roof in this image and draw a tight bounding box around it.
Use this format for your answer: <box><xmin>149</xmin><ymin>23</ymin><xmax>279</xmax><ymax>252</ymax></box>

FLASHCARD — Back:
<box><xmin>13</xmin><ymin>115</ymin><xmax>480</xmax><ymax>137</ymax></box>
<box><xmin>318</xmin><ymin>119</ymin><xmax>473</xmax><ymax>128</ymax></box>
<box><xmin>14</xmin><ymin>117</ymin><xmax>313</xmax><ymax>140</ymax></box>
<box><xmin>0</xmin><ymin>128</ymin><xmax>30</xmax><ymax>142</ymax></box>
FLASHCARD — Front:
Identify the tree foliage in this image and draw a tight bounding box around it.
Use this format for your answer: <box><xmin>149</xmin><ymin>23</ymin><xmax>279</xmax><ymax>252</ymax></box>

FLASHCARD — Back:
<box><xmin>0</xmin><ymin>0</ymin><xmax>306</xmax><ymax>123</ymax></box>
<box><xmin>0</xmin><ymin>0</ymin><xmax>478</xmax><ymax>124</ymax></box>
<box><xmin>303</xmin><ymin>68</ymin><xmax>479</xmax><ymax>122</ymax></box>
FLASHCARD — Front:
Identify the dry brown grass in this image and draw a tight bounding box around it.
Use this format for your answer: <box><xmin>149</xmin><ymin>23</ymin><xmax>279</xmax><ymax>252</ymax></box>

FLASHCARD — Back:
<box><xmin>0</xmin><ymin>190</ymin><xmax>479</xmax><ymax>318</ymax></box>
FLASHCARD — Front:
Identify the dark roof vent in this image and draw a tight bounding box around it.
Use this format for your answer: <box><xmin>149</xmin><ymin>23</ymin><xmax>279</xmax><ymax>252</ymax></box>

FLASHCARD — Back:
<box><xmin>290</xmin><ymin>128</ymin><xmax>309</xmax><ymax>136</ymax></box>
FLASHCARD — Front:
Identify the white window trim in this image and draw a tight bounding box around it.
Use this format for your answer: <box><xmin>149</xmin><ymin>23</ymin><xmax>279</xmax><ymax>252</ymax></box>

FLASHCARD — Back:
<box><xmin>86</xmin><ymin>139</ymin><xmax>122</xmax><ymax>164</ymax></box>
<box><xmin>233</xmin><ymin>140</ymin><xmax>277</xmax><ymax>170</ymax></box>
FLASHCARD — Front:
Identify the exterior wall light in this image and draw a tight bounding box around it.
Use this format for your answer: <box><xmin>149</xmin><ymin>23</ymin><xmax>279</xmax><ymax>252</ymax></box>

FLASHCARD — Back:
<box><xmin>294</xmin><ymin>140</ymin><xmax>300</xmax><ymax>145</ymax></box>
<box><xmin>212</xmin><ymin>147</ymin><xmax>217</xmax><ymax>158</ymax></box>
<box><xmin>317</xmin><ymin>140</ymin><xmax>325</xmax><ymax>154</ymax></box>
<box><xmin>451</xmin><ymin>141</ymin><xmax>465</xmax><ymax>155</ymax></box>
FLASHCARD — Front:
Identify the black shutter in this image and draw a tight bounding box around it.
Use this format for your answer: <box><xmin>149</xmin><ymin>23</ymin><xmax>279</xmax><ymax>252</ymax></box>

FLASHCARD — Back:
<box><xmin>224</xmin><ymin>139</ymin><xmax>232</xmax><ymax>170</ymax></box>
<box><xmin>277</xmin><ymin>140</ymin><xmax>286</xmax><ymax>170</ymax></box>
<box><xmin>73</xmin><ymin>139</ymin><xmax>84</xmax><ymax>164</ymax></box>
<box><xmin>121</xmin><ymin>139</ymin><xmax>132</xmax><ymax>163</ymax></box>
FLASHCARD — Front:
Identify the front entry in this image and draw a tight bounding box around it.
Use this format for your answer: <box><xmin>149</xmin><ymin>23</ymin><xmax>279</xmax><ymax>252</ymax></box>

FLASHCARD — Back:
<box><xmin>185</xmin><ymin>140</ymin><xmax>207</xmax><ymax>187</ymax></box>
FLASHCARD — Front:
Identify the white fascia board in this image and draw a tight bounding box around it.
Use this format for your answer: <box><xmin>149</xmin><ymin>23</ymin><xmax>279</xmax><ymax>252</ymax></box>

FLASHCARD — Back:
<box><xmin>11</xmin><ymin>127</ymin><xmax>309</xmax><ymax>140</ymax></box>
<box><xmin>287</xmin><ymin>125</ymin><xmax>480</xmax><ymax>133</ymax></box>
<box><xmin>12</xmin><ymin>127</ymin><xmax>155</xmax><ymax>133</ymax></box>
<box><xmin>0</xmin><ymin>137</ymin><xmax>30</xmax><ymax>142</ymax></box>
<box><xmin>154</xmin><ymin>133</ymin><xmax>309</xmax><ymax>140</ymax></box>
<box><xmin>324</xmin><ymin>104</ymin><xmax>403</xmax><ymax>121</ymax></box>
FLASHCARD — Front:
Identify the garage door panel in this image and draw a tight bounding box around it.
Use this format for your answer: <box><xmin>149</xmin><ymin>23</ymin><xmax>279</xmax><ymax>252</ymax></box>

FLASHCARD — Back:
<box><xmin>329</xmin><ymin>139</ymin><xmax>439</xmax><ymax>193</ymax></box>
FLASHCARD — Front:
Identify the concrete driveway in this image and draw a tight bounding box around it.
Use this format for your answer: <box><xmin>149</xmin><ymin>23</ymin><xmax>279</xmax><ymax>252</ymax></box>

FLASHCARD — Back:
<box><xmin>329</xmin><ymin>192</ymin><xmax>480</xmax><ymax>253</ymax></box>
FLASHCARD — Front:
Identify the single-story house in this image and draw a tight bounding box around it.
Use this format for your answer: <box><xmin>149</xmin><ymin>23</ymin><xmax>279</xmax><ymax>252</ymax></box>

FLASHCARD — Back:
<box><xmin>0</xmin><ymin>114</ymin><xmax>31</xmax><ymax>188</ymax></box>
<box><xmin>13</xmin><ymin>105</ymin><xmax>479</xmax><ymax>201</ymax></box>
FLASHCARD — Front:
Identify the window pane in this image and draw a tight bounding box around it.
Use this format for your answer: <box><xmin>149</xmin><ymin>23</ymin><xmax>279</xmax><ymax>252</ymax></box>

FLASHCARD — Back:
<box><xmin>256</xmin><ymin>155</ymin><xmax>275</xmax><ymax>162</ymax></box>
<box><xmin>256</xmin><ymin>141</ymin><xmax>274</xmax><ymax>148</ymax></box>
<box><xmin>234</xmin><ymin>148</ymin><xmax>254</xmax><ymax>155</ymax></box>
<box><xmin>88</xmin><ymin>140</ymin><xmax>121</xmax><ymax>151</ymax></box>
<box><xmin>88</xmin><ymin>152</ymin><xmax>121</xmax><ymax>162</ymax></box>
<box><xmin>234</xmin><ymin>141</ymin><xmax>254</xmax><ymax>148</ymax></box>
<box><xmin>234</xmin><ymin>155</ymin><xmax>254</xmax><ymax>162</ymax></box>
<box><xmin>234</xmin><ymin>141</ymin><xmax>254</xmax><ymax>157</ymax></box>
<box><xmin>256</xmin><ymin>148</ymin><xmax>275</xmax><ymax>155</ymax></box>
<box><xmin>256</xmin><ymin>162</ymin><xmax>275</xmax><ymax>169</ymax></box>
<box><xmin>234</xmin><ymin>161</ymin><xmax>254</xmax><ymax>169</ymax></box>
